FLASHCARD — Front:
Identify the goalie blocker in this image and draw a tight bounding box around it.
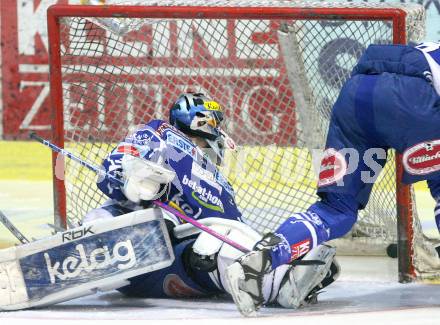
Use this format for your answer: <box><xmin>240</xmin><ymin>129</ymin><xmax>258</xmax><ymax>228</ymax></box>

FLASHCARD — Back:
<box><xmin>0</xmin><ymin>208</ymin><xmax>174</xmax><ymax>310</ymax></box>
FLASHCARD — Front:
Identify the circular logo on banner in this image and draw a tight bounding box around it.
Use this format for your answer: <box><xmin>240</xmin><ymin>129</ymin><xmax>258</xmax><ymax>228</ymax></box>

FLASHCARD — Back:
<box><xmin>318</xmin><ymin>148</ymin><xmax>347</xmax><ymax>187</ymax></box>
<box><xmin>403</xmin><ymin>140</ymin><xmax>440</xmax><ymax>175</ymax></box>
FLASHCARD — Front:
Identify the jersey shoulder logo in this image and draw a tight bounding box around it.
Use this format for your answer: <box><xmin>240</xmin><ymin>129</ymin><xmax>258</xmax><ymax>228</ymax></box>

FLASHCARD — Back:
<box><xmin>318</xmin><ymin>148</ymin><xmax>347</xmax><ymax>187</ymax></box>
<box><xmin>117</xmin><ymin>144</ymin><xmax>141</xmax><ymax>157</ymax></box>
<box><xmin>166</xmin><ymin>131</ymin><xmax>197</xmax><ymax>158</ymax></box>
<box><xmin>403</xmin><ymin>140</ymin><xmax>440</xmax><ymax>175</ymax></box>
<box><xmin>156</xmin><ymin>121</ymin><xmax>175</xmax><ymax>136</ymax></box>
<box><xmin>126</xmin><ymin>130</ymin><xmax>154</xmax><ymax>146</ymax></box>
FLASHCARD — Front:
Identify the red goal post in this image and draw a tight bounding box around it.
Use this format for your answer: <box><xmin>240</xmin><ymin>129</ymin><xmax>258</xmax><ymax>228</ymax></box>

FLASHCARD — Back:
<box><xmin>46</xmin><ymin>2</ymin><xmax>436</xmax><ymax>282</ymax></box>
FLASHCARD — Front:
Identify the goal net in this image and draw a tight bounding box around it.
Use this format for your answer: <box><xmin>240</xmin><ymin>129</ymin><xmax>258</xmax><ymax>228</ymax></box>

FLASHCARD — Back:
<box><xmin>47</xmin><ymin>0</ymin><xmax>440</xmax><ymax>281</ymax></box>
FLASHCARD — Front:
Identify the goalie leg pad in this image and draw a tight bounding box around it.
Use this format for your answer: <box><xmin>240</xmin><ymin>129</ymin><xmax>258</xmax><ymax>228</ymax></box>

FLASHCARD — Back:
<box><xmin>82</xmin><ymin>199</ymin><xmax>140</xmax><ymax>224</ymax></box>
<box><xmin>0</xmin><ymin>256</ymin><xmax>28</xmax><ymax>307</ymax></box>
<box><xmin>223</xmin><ymin>242</ymin><xmax>290</xmax><ymax>317</ymax></box>
<box><xmin>0</xmin><ymin>208</ymin><xmax>174</xmax><ymax>311</ymax></box>
<box><xmin>277</xmin><ymin>244</ymin><xmax>338</xmax><ymax>308</ymax></box>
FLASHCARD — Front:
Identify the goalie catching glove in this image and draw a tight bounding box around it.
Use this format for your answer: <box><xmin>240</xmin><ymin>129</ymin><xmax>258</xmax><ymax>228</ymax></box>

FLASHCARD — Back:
<box><xmin>121</xmin><ymin>154</ymin><xmax>176</xmax><ymax>203</ymax></box>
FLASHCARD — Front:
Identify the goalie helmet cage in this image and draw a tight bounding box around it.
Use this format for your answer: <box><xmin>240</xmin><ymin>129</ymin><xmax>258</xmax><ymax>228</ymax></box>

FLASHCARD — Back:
<box><xmin>46</xmin><ymin>1</ymin><xmax>437</xmax><ymax>283</ymax></box>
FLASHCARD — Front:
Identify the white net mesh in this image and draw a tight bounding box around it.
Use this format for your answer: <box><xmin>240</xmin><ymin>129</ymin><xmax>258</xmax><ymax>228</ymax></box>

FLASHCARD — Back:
<box><xmin>51</xmin><ymin>2</ymin><xmax>440</xmax><ymax>278</ymax></box>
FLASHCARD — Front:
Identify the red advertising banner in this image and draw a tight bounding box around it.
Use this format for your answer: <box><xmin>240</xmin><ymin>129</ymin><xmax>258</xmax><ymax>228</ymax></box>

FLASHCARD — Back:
<box><xmin>3</xmin><ymin>0</ymin><xmax>436</xmax><ymax>141</ymax></box>
<box><xmin>1</xmin><ymin>0</ymin><xmax>68</xmax><ymax>140</ymax></box>
<box><xmin>1</xmin><ymin>1</ymin><xmax>297</xmax><ymax>144</ymax></box>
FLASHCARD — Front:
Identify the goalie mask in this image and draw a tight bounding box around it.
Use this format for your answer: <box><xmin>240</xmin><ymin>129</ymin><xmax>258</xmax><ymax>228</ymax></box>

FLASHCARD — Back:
<box><xmin>169</xmin><ymin>93</ymin><xmax>236</xmax><ymax>164</ymax></box>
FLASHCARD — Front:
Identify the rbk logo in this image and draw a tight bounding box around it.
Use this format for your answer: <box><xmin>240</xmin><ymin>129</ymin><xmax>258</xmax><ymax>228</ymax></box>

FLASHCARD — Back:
<box><xmin>62</xmin><ymin>226</ymin><xmax>95</xmax><ymax>242</ymax></box>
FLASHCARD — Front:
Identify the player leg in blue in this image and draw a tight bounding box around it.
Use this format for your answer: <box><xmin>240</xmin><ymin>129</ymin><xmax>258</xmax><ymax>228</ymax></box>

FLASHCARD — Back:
<box><xmin>226</xmin><ymin>44</ymin><xmax>440</xmax><ymax>316</ymax></box>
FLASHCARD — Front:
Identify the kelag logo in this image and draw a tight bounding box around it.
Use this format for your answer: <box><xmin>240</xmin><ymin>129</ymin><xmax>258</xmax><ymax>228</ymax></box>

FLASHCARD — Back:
<box><xmin>182</xmin><ymin>174</ymin><xmax>224</xmax><ymax>213</ymax></box>
<box><xmin>45</xmin><ymin>240</ymin><xmax>136</xmax><ymax>284</ymax></box>
<box><xmin>19</xmin><ymin>220</ymin><xmax>171</xmax><ymax>300</ymax></box>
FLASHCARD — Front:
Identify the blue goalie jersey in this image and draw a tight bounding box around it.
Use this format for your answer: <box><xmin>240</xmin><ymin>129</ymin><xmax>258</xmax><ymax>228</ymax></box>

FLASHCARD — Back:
<box><xmin>96</xmin><ymin>119</ymin><xmax>242</xmax><ymax>223</ymax></box>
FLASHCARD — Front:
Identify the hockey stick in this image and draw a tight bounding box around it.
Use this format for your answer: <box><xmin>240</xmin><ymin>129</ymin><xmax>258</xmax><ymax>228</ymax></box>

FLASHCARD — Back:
<box><xmin>30</xmin><ymin>132</ymin><xmax>250</xmax><ymax>253</ymax></box>
<box><xmin>0</xmin><ymin>210</ymin><xmax>29</xmax><ymax>244</ymax></box>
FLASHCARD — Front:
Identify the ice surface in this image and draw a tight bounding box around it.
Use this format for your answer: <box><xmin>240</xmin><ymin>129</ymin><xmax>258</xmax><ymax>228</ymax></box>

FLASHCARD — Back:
<box><xmin>1</xmin><ymin>256</ymin><xmax>440</xmax><ymax>325</ymax></box>
<box><xmin>1</xmin><ymin>281</ymin><xmax>440</xmax><ymax>325</ymax></box>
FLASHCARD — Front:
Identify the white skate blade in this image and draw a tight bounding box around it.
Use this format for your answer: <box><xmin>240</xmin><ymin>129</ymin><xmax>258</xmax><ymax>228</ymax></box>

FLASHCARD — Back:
<box><xmin>224</xmin><ymin>262</ymin><xmax>257</xmax><ymax>317</ymax></box>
